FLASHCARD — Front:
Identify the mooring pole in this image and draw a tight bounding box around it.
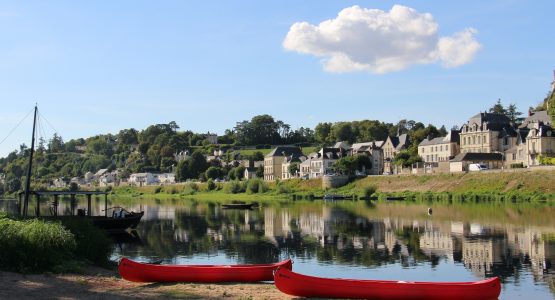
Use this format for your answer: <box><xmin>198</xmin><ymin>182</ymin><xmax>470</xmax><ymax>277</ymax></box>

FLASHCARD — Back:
<box><xmin>87</xmin><ymin>194</ymin><xmax>92</xmax><ymax>216</ymax></box>
<box><xmin>23</xmin><ymin>105</ymin><xmax>38</xmax><ymax>217</ymax></box>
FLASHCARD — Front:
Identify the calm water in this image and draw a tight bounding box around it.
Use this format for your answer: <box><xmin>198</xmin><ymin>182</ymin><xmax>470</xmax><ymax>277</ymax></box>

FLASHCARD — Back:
<box><xmin>3</xmin><ymin>197</ymin><xmax>555</xmax><ymax>299</ymax></box>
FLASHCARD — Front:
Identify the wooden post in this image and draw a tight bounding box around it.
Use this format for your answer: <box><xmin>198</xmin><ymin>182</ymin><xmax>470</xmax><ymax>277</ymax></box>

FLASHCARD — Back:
<box><xmin>35</xmin><ymin>194</ymin><xmax>40</xmax><ymax>216</ymax></box>
<box><xmin>18</xmin><ymin>193</ymin><xmax>22</xmax><ymax>216</ymax></box>
<box><xmin>87</xmin><ymin>194</ymin><xmax>92</xmax><ymax>216</ymax></box>
<box><xmin>53</xmin><ymin>194</ymin><xmax>59</xmax><ymax>216</ymax></box>
<box><xmin>104</xmin><ymin>193</ymin><xmax>108</xmax><ymax>217</ymax></box>
<box><xmin>70</xmin><ymin>194</ymin><xmax>76</xmax><ymax>216</ymax></box>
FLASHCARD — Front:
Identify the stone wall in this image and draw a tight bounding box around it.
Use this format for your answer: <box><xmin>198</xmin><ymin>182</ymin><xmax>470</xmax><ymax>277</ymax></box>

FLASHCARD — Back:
<box><xmin>322</xmin><ymin>175</ymin><xmax>349</xmax><ymax>189</ymax></box>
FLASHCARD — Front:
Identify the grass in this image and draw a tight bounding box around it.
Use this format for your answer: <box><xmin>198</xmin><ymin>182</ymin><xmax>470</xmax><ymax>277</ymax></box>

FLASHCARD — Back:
<box><xmin>0</xmin><ymin>214</ymin><xmax>112</xmax><ymax>273</ymax></box>
<box><xmin>109</xmin><ymin>170</ymin><xmax>555</xmax><ymax>204</ymax></box>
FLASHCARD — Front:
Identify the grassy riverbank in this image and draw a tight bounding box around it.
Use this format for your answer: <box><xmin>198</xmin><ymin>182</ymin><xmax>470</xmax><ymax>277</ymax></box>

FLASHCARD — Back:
<box><xmin>0</xmin><ymin>213</ymin><xmax>112</xmax><ymax>273</ymax></box>
<box><xmin>110</xmin><ymin>169</ymin><xmax>555</xmax><ymax>203</ymax></box>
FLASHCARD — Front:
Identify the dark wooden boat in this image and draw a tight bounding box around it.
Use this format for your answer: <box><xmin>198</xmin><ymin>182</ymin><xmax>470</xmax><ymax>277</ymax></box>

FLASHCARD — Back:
<box><xmin>221</xmin><ymin>203</ymin><xmax>257</xmax><ymax>209</ymax></box>
<box><xmin>118</xmin><ymin>257</ymin><xmax>292</xmax><ymax>283</ymax></box>
<box><xmin>274</xmin><ymin>267</ymin><xmax>501</xmax><ymax>300</ymax></box>
<box><xmin>88</xmin><ymin>211</ymin><xmax>144</xmax><ymax>232</ymax></box>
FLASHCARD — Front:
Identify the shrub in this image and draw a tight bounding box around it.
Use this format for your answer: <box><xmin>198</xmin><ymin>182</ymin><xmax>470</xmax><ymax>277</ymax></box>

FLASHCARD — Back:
<box><xmin>0</xmin><ymin>218</ymin><xmax>76</xmax><ymax>272</ymax></box>
<box><xmin>276</xmin><ymin>182</ymin><xmax>290</xmax><ymax>194</ymax></box>
<box><xmin>510</xmin><ymin>163</ymin><xmax>525</xmax><ymax>169</ymax></box>
<box><xmin>246</xmin><ymin>179</ymin><xmax>264</xmax><ymax>194</ymax></box>
<box><xmin>154</xmin><ymin>186</ymin><xmax>163</xmax><ymax>193</ymax></box>
<box><xmin>206</xmin><ymin>179</ymin><xmax>216</xmax><ymax>191</ymax></box>
<box><xmin>360</xmin><ymin>185</ymin><xmax>377</xmax><ymax>198</ymax></box>
<box><xmin>224</xmin><ymin>180</ymin><xmax>244</xmax><ymax>194</ymax></box>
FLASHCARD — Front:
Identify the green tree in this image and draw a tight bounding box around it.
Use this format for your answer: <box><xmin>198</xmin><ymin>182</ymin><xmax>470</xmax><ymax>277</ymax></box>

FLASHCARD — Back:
<box><xmin>506</xmin><ymin>103</ymin><xmax>524</xmax><ymax>124</ymax></box>
<box><xmin>234</xmin><ymin>166</ymin><xmax>246</xmax><ymax>180</ymax></box>
<box><xmin>489</xmin><ymin>99</ymin><xmax>507</xmax><ymax>115</ymax></box>
<box><xmin>547</xmin><ymin>92</ymin><xmax>555</xmax><ymax>124</ymax></box>
<box><xmin>205</xmin><ymin>167</ymin><xmax>221</xmax><ymax>180</ymax></box>
<box><xmin>314</xmin><ymin>122</ymin><xmax>332</xmax><ymax>144</ymax></box>
<box><xmin>331</xmin><ymin>122</ymin><xmax>355</xmax><ymax>143</ymax></box>
<box><xmin>288</xmin><ymin>162</ymin><xmax>299</xmax><ymax>176</ymax></box>
<box><xmin>255</xmin><ymin>164</ymin><xmax>264</xmax><ymax>178</ymax></box>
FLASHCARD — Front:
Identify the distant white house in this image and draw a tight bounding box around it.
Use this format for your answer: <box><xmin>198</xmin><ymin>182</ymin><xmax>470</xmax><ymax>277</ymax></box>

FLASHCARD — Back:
<box><xmin>174</xmin><ymin>150</ymin><xmax>190</xmax><ymax>162</ymax></box>
<box><xmin>157</xmin><ymin>173</ymin><xmax>176</xmax><ymax>184</ymax></box>
<box><xmin>84</xmin><ymin>171</ymin><xmax>94</xmax><ymax>183</ymax></box>
<box><xmin>128</xmin><ymin>173</ymin><xmax>157</xmax><ymax>186</ymax></box>
<box><xmin>52</xmin><ymin>178</ymin><xmax>67</xmax><ymax>188</ymax></box>
<box><xmin>95</xmin><ymin>168</ymin><xmax>109</xmax><ymax>179</ymax></box>
<box><xmin>99</xmin><ymin>172</ymin><xmax>116</xmax><ymax>187</ymax></box>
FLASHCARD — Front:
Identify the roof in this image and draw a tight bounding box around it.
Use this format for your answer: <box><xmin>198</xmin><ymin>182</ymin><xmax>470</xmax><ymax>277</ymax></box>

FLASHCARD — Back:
<box><xmin>466</xmin><ymin>112</ymin><xmax>512</xmax><ymax>131</ymax></box>
<box><xmin>527</xmin><ymin>124</ymin><xmax>554</xmax><ymax>138</ymax></box>
<box><xmin>395</xmin><ymin>134</ymin><xmax>410</xmax><ymax>150</ymax></box>
<box><xmin>519</xmin><ymin>110</ymin><xmax>552</xmax><ymax>128</ymax></box>
<box><xmin>419</xmin><ymin>130</ymin><xmax>460</xmax><ymax>146</ymax></box>
<box><xmin>265</xmin><ymin>146</ymin><xmax>304</xmax><ymax>158</ymax></box>
<box><xmin>450</xmin><ymin>152</ymin><xmax>503</xmax><ymax>162</ymax></box>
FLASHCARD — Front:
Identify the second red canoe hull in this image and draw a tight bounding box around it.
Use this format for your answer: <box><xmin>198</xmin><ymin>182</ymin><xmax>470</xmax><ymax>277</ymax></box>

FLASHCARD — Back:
<box><xmin>119</xmin><ymin>257</ymin><xmax>292</xmax><ymax>283</ymax></box>
<box><xmin>274</xmin><ymin>267</ymin><xmax>501</xmax><ymax>300</ymax></box>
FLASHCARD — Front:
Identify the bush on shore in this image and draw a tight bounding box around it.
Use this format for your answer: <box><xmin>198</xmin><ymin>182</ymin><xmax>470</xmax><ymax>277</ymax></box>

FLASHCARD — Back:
<box><xmin>0</xmin><ymin>214</ymin><xmax>112</xmax><ymax>273</ymax></box>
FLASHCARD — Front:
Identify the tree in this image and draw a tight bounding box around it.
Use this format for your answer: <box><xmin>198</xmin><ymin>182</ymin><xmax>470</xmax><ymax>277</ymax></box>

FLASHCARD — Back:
<box><xmin>255</xmin><ymin>164</ymin><xmax>264</xmax><ymax>178</ymax></box>
<box><xmin>331</xmin><ymin>122</ymin><xmax>355</xmax><ymax>143</ymax></box>
<box><xmin>205</xmin><ymin>167</ymin><xmax>221</xmax><ymax>180</ymax></box>
<box><xmin>48</xmin><ymin>133</ymin><xmax>64</xmax><ymax>153</ymax></box>
<box><xmin>234</xmin><ymin>166</ymin><xmax>245</xmax><ymax>180</ymax></box>
<box><xmin>288</xmin><ymin>162</ymin><xmax>299</xmax><ymax>176</ymax></box>
<box><xmin>439</xmin><ymin>125</ymin><xmax>448</xmax><ymax>136</ymax></box>
<box><xmin>489</xmin><ymin>99</ymin><xmax>506</xmax><ymax>115</ymax></box>
<box><xmin>314</xmin><ymin>122</ymin><xmax>332</xmax><ymax>144</ymax></box>
<box><xmin>506</xmin><ymin>103</ymin><xmax>524</xmax><ymax>125</ymax></box>
<box><xmin>549</xmin><ymin>92</ymin><xmax>555</xmax><ymax>124</ymax></box>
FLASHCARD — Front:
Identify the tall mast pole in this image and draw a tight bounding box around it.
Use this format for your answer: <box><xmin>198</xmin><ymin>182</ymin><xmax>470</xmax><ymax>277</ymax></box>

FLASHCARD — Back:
<box><xmin>23</xmin><ymin>105</ymin><xmax>37</xmax><ymax>217</ymax></box>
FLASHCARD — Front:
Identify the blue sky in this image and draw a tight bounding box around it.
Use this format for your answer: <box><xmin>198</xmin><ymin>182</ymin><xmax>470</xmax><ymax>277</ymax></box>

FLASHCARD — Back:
<box><xmin>1</xmin><ymin>1</ymin><xmax>554</xmax><ymax>157</ymax></box>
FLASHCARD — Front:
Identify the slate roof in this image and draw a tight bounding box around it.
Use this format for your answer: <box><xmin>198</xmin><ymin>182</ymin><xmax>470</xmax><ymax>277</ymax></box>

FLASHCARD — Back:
<box><xmin>466</xmin><ymin>112</ymin><xmax>512</xmax><ymax>131</ymax></box>
<box><xmin>265</xmin><ymin>146</ymin><xmax>303</xmax><ymax>158</ymax></box>
<box><xmin>519</xmin><ymin>110</ymin><xmax>552</xmax><ymax>128</ymax></box>
<box><xmin>450</xmin><ymin>152</ymin><xmax>503</xmax><ymax>162</ymax></box>
<box><xmin>419</xmin><ymin>130</ymin><xmax>460</xmax><ymax>146</ymax></box>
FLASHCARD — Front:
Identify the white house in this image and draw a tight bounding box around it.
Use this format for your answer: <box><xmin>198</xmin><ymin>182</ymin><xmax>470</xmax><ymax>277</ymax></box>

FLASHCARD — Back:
<box><xmin>157</xmin><ymin>173</ymin><xmax>176</xmax><ymax>184</ymax></box>
<box><xmin>309</xmin><ymin>148</ymin><xmax>343</xmax><ymax>178</ymax></box>
<box><xmin>128</xmin><ymin>173</ymin><xmax>157</xmax><ymax>186</ymax></box>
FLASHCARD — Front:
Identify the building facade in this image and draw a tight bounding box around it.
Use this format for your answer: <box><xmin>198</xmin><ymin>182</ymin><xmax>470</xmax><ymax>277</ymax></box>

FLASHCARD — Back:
<box><xmin>418</xmin><ymin>130</ymin><xmax>460</xmax><ymax>163</ymax></box>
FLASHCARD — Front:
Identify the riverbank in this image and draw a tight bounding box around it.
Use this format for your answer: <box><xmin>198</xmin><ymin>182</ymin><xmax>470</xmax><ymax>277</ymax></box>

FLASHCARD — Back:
<box><xmin>0</xmin><ymin>266</ymin><xmax>290</xmax><ymax>299</ymax></box>
<box><xmin>108</xmin><ymin>169</ymin><xmax>555</xmax><ymax>202</ymax></box>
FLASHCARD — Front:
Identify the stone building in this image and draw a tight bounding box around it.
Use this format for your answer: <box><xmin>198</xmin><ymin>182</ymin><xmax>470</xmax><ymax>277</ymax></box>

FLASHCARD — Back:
<box><xmin>418</xmin><ymin>130</ymin><xmax>460</xmax><ymax>163</ymax></box>
<box><xmin>264</xmin><ymin>146</ymin><xmax>303</xmax><ymax>181</ymax></box>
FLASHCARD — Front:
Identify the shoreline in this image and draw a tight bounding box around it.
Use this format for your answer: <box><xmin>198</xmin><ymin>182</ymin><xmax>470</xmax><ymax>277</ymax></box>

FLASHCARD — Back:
<box><xmin>0</xmin><ymin>265</ymin><xmax>291</xmax><ymax>299</ymax></box>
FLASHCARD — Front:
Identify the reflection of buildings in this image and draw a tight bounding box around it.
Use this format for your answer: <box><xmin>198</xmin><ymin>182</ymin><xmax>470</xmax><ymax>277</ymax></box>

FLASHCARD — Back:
<box><xmin>462</xmin><ymin>238</ymin><xmax>506</xmax><ymax>277</ymax></box>
<box><xmin>420</xmin><ymin>231</ymin><xmax>454</xmax><ymax>261</ymax></box>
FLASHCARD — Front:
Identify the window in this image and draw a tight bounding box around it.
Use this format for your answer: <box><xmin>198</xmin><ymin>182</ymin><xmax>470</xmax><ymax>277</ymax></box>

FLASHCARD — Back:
<box><xmin>473</xmin><ymin>136</ymin><xmax>476</xmax><ymax>144</ymax></box>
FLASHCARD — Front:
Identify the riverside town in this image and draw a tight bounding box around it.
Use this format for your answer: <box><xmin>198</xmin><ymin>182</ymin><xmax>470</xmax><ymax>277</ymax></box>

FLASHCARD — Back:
<box><xmin>1</xmin><ymin>2</ymin><xmax>555</xmax><ymax>300</ymax></box>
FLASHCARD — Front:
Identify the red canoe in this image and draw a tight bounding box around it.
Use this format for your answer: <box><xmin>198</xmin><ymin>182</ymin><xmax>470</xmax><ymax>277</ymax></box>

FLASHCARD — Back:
<box><xmin>274</xmin><ymin>267</ymin><xmax>501</xmax><ymax>300</ymax></box>
<box><xmin>118</xmin><ymin>257</ymin><xmax>292</xmax><ymax>283</ymax></box>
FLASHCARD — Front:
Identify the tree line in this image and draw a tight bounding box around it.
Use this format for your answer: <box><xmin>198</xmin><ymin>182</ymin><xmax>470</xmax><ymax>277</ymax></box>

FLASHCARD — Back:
<box><xmin>0</xmin><ymin>98</ymin><xmax>535</xmax><ymax>193</ymax></box>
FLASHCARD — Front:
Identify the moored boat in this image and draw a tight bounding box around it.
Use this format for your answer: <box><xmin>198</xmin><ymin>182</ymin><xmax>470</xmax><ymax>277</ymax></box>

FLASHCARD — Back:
<box><xmin>273</xmin><ymin>267</ymin><xmax>501</xmax><ymax>300</ymax></box>
<box><xmin>119</xmin><ymin>257</ymin><xmax>292</xmax><ymax>283</ymax></box>
<box><xmin>221</xmin><ymin>203</ymin><xmax>258</xmax><ymax>209</ymax></box>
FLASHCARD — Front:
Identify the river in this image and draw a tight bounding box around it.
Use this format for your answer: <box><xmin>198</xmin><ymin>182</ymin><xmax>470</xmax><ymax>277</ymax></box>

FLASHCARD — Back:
<box><xmin>3</xmin><ymin>197</ymin><xmax>555</xmax><ymax>299</ymax></box>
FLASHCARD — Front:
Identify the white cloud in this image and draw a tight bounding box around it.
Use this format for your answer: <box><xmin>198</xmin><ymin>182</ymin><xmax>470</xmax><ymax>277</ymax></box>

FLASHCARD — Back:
<box><xmin>283</xmin><ymin>5</ymin><xmax>481</xmax><ymax>73</ymax></box>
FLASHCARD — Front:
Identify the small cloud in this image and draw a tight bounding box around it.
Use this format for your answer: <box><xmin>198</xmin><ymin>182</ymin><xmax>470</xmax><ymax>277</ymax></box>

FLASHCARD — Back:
<box><xmin>283</xmin><ymin>5</ymin><xmax>481</xmax><ymax>73</ymax></box>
